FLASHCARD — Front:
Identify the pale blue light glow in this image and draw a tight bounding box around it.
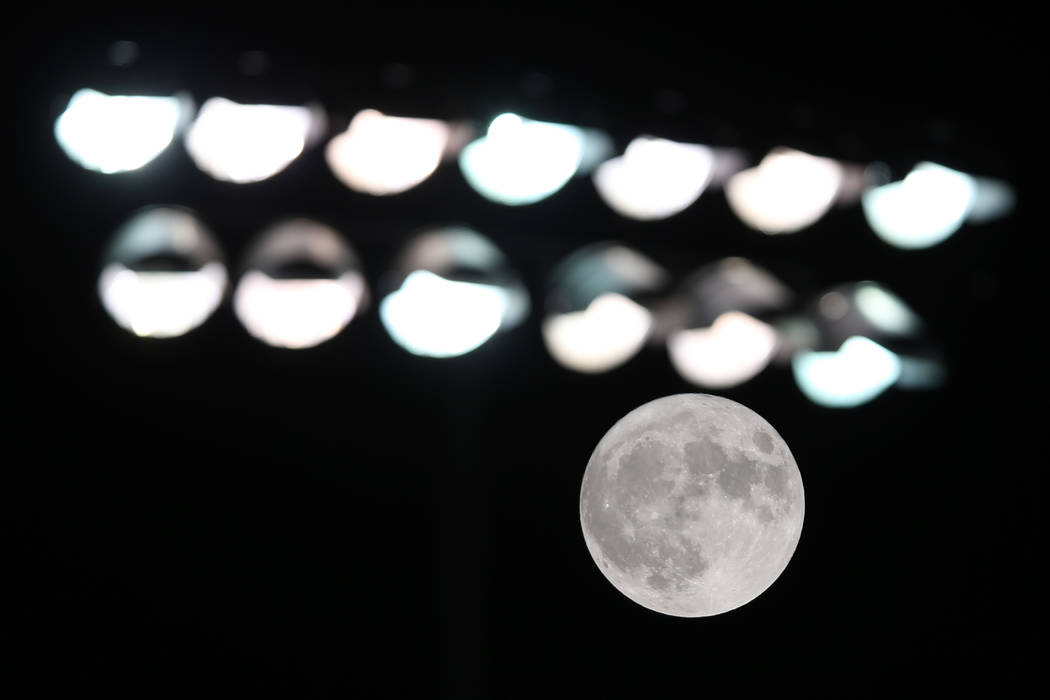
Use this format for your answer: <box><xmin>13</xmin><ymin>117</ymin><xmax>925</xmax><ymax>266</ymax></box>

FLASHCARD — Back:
<box><xmin>379</xmin><ymin>270</ymin><xmax>509</xmax><ymax>357</ymax></box>
<box><xmin>577</xmin><ymin>128</ymin><xmax>615</xmax><ymax>176</ymax></box>
<box><xmin>54</xmin><ymin>89</ymin><xmax>186</xmax><ymax>173</ymax></box>
<box><xmin>968</xmin><ymin>177</ymin><xmax>1016</xmax><ymax>224</ymax></box>
<box><xmin>896</xmin><ymin>356</ymin><xmax>946</xmax><ymax>389</ymax></box>
<box><xmin>792</xmin><ymin>336</ymin><xmax>901</xmax><ymax>408</ymax></box>
<box><xmin>458</xmin><ymin>113</ymin><xmax>585</xmax><ymax>205</ymax></box>
<box><xmin>862</xmin><ymin>162</ymin><xmax>978</xmax><ymax>249</ymax></box>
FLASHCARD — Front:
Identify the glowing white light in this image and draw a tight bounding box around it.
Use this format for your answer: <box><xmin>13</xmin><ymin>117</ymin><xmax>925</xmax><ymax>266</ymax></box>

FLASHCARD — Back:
<box><xmin>725</xmin><ymin>148</ymin><xmax>844</xmax><ymax>233</ymax></box>
<box><xmin>542</xmin><ymin>293</ymin><xmax>652</xmax><ymax>373</ymax></box>
<box><xmin>185</xmin><ymin>98</ymin><xmax>314</xmax><ymax>183</ymax></box>
<box><xmin>792</xmin><ymin>336</ymin><xmax>901</xmax><ymax>408</ymax></box>
<box><xmin>379</xmin><ymin>270</ymin><xmax>509</xmax><ymax>357</ymax></box>
<box><xmin>593</xmin><ymin>136</ymin><xmax>715</xmax><ymax>220</ymax></box>
<box><xmin>862</xmin><ymin>162</ymin><xmax>978</xmax><ymax>249</ymax></box>
<box><xmin>854</xmin><ymin>283</ymin><xmax>921</xmax><ymax>336</ymax></box>
<box><xmin>233</xmin><ymin>271</ymin><xmax>366</xmax><ymax>349</ymax></box>
<box><xmin>98</xmin><ymin>261</ymin><xmax>227</xmax><ymax>338</ymax></box>
<box><xmin>54</xmin><ymin>88</ymin><xmax>184</xmax><ymax>173</ymax></box>
<box><xmin>459</xmin><ymin>112</ymin><xmax>585</xmax><ymax>205</ymax></box>
<box><xmin>667</xmin><ymin>311</ymin><xmax>778</xmax><ymax>388</ymax></box>
<box><xmin>325</xmin><ymin>109</ymin><xmax>451</xmax><ymax>195</ymax></box>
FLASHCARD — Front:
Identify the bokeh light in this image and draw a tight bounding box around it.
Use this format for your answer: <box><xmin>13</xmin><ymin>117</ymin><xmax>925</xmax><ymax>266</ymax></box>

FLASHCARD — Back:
<box><xmin>725</xmin><ymin>147</ymin><xmax>844</xmax><ymax>233</ymax></box>
<box><xmin>54</xmin><ymin>88</ymin><xmax>191</xmax><ymax>173</ymax></box>
<box><xmin>185</xmin><ymin>97</ymin><xmax>321</xmax><ymax>183</ymax></box>
<box><xmin>968</xmin><ymin>177</ymin><xmax>1016</xmax><ymax>224</ymax></box>
<box><xmin>659</xmin><ymin>257</ymin><xmax>791</xmax><ymax>387</ymax></box>
<box><xmin>707</xmin><ymin>147</ymin><xmax>749</xmax><ymax>188</ymax></box>
<box><xmin>459</xmin><ymin>113</ymin><xmax>585</xmax><ymax>205</ymax></box>
<box><xmin>380</xmin><ymin>270</ymin><xmax>509</xmax><ymax>357</ymax></box>
<box><xmin>792</xmin><ymin>335</ymin><xmax>902</xmax><ymax>407</ymax></box>
<box><xmin>325</xmin><ymin>109</ymin><xmax>451</xmax><ymax>195</ymax></box>
<box><xmin>673</xmin><ymin>257</ymin><xmax>793</xmax><ymax>326</ymax></box>
<box><xmin>543</xmin><ymin>293</ymin><xmax>653</xmax><ymax>373</ymax></box>
<box><xmin>853</xmin><ymin>282</ymin><xmax>922</xmax><ymax>337</ymax></box>
<box><xmin>379</xmin><ymin>227</ymin><xmax>529</xmax><ymax>357</ymax></box>
<box><xmin>232</xmin><ymin>219</ymin><xmax>367</xmax><ymax>349</ymax></box>
<box><xmin>668</xmin><ymin>311</ymin><xmax>779</xmax><ymax>388</ymax></box>
<box><xmin>811</xmin><ymin>281</ymin><xmax>924</xmax><ymax>350</ymax></box>
<box><xmin>861</xmin><ymin>161</ymin><xmax>978</xmax><ymax>249</ymax></box>
<box><xmin>592</xmin><ymin>136</ymin><xmax>715</xmax><ymax>220</ymax></box>
<box><xmin>896</xmin><ymin>354</ymin><xmax>947</xmax><ymax>389</ymax></box>
<box><xmin>794</xmin><ymin>281</ymin><xmax>942</xmax><ymax>402</ymax></box>
<box><xmin>576</xmin><ymin>128</ymin><xmax>615</xmax><ymax>176</ymax></box>
<box><xmin>542</xmin><ymin>243</ymin><xmax>668</xmax><ymax>373</ymax></box>
<box><xmin>98</xmin><ymin>207</ymin><xmax>227</xmax><ymax>338</ymax></box>
<box><xmin>106</xmin><ymin>40</ymin><xmax>140</xmax><ymax>67</ymax></box>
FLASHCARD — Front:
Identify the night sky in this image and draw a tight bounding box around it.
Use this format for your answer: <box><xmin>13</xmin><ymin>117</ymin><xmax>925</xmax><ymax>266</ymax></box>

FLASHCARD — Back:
<box><xmin>5</xmin><ymin>8</ymin><xmax>1041</xmax><ymax>696</ymax></box>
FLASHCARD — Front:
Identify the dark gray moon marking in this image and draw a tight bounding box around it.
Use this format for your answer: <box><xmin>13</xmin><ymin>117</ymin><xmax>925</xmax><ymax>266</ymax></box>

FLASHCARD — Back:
<box><xmin>580</xmin><ymin>393</ymin><xmax>804</xmax><ymax>617</ymax></box>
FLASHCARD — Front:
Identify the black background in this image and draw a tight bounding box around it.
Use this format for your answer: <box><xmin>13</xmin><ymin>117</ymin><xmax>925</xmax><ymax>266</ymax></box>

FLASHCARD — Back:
<box><xmin>5</xmin><ymin>7</ymin><xmax>1042</xmax><ymax>696</ymax></box>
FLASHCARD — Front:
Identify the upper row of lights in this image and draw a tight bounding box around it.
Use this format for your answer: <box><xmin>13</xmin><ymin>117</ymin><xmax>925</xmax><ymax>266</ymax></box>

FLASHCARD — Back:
<box><xmin>55</xmin><ymin>89</ymin><xmax>1015</xmax><ymax>249</ymax></box>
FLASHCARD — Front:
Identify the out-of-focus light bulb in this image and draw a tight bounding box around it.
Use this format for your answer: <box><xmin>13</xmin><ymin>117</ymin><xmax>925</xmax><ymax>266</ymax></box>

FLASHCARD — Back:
<box><xmin>459</xmin><ymin>112</ymin><xmax>585</xmax><ymax>205</ymax></box>
<box><xmin>489</xmin><ymin>112</ymin><xmax>523</xmax><ymax>138</ymax></box>
<box><xmin>861</xmin><ymin>162</ymin><xmax>978</xmax><ymax>249</ymax></box>
<box><xmin>99</xmin><ymin>262</ymin><xmax>227</xmax><ymax>338</ymax></box>
<box><xmin>232</xmin><ymin>219</ymin><xmax>367</xmax><ymax>349</ymax></box>
<box><xmin>542</xmin><ymin>293</ymin><xmax>652</xmax><ymax>373</ymax></box>
<box><xmin>185</xmin><ymin>97</ymin><xmax>317</xmax><ymax>183</ymax></box>
<box><xmin>234</xmin><ymin>272</ymin><xmax>365</xmax><ymax>349</ymax></box>
<box><xmin>792</xmin><ymin>336</ymin><xmax>901</xmax><ymax>407</ymax></box>
<box><xmin>379</xmin><ymin>270</ymin><xmax>509</xmax><ymax>357</ymax></box>
<box><xmin>593</xmin><ymin>136</ymin><xmax>715</xmax><ymax>220</ymax></box>
<box><xmin>671</xmin><ymin>257</ymin><xmax>793</xmax><ymax>339</ymax></box>
<box><xmin>325</xmin><ymin>109</ymin><xmax>451</xmax><ymax>195</ymax></box>
<box><xmin>667</xmin><ymin>311</ymin><xmax>778</xmax><ymax>388</ymax></box>
<box><xmin>771</xmin><ymin>315</ymin><xmax>821</xmax><ymax>363</ymax></box>
<box><xmin>725</xmin><ymin>148</ymin><xmax>844</xmax><ymax>233</ymax></box>
<box><xmin>600</xmin><ymin>245</ymin><xmax>669</xmax><ymax>291</ymax></box>
<box><xmin>98</xmin><ymin>207</ymin><xmax>227</xmax><ymax>338</ymax></box>
<box><xmin>54</xmin><ymin>88</ymin><xmax>188</xmax><ymax>173</ymax></box>
<box><xmin>854</xmin><ymin>282</ymin><xmax>922</xmax><ymax>337</ymax></box>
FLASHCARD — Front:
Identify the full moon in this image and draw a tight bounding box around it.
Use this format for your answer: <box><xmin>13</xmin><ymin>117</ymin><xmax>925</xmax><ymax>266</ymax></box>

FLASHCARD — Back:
<box><xmin>579</xmin><ymin>393</ymin><xmax>804</xmax><ymax>617</ymax></box>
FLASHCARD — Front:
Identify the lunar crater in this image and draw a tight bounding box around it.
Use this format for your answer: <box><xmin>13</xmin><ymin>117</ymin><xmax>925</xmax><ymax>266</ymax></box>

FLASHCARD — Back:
<box><xmin>753</xmin><ymin>430</ymin><xmax>774</xmax><ymax>453</ymax></box>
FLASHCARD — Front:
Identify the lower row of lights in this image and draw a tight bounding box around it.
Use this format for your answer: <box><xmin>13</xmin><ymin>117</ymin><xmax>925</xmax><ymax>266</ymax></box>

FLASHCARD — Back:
<box><xmin>100</xmin><ymin>207</ymin><xmax>946</xmax><ymax>409</ymax></box>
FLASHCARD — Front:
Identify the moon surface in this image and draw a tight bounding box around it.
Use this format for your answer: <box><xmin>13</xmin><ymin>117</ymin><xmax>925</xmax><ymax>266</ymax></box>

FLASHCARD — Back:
<box><xmin>580</xmin><ymin>393</ymin><xmax>804</xmax><ymax>617</ymax></box>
